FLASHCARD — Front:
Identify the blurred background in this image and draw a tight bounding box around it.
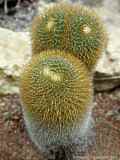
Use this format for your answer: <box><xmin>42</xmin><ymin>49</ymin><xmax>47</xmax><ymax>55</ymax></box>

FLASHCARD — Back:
<box><xmin>0</xmin><ymin>0</ymin><xmax>120</xmax><ymax>159</ymax></box>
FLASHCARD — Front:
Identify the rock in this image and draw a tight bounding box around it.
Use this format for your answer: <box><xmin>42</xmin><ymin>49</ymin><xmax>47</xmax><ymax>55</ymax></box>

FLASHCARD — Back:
<box><xmin>0</xmin><ymin>28</ymin><xmax>31</xmax><ymax>76</ymax></box>
<box><xmin>93</xmin><ymin>1</ymin><xmax>120</xmax><ymax>91</ymax></box>
<box><xmin>94</xmin><ymin>72</ymin><xmax>120</xmax><ymax>92</ymax></box>
<box><xmin>0</xmin><ymin>28</ymin><xmax>31</xmax><ymax>94</ymax></box>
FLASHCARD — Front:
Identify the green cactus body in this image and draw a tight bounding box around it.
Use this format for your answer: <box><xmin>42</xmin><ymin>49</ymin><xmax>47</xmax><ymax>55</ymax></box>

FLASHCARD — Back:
<box><xmin>20</xmin><ymin>50</ymin><xmax>93</xmax><ymax>149</ymax></box>
<box><xmin>31</xmin><ymin>3</ymin><xmax>107</xmax><ymax>70</ymax></box>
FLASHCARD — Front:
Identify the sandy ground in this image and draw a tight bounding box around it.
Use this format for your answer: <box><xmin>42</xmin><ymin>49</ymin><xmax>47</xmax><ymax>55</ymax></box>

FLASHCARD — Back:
<box><xmin>0</xmin><ymin>92</ymin><xmax>120</xmax><ymax>160</ymax></box>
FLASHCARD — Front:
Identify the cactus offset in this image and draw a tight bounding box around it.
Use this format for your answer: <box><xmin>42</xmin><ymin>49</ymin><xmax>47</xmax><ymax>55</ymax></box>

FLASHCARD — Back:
<box><xmin>31</xmin><ymin>3</ymin><xmax>107</xmax><ymax>70</ymax></box>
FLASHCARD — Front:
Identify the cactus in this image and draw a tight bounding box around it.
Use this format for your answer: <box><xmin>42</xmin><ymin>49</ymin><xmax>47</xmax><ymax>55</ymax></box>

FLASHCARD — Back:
<box><xmin>20</xmin><ymin>50</ymin><xmax>93</xmax><ymax>154</ymax></box>
<box><xmin>20</xmin><ymin>3</ymin><xmax>108</xmax><ymax>159</ymax></box>
<box><xmin>31</xmin><ymin>3</ymin><xmax>107</xmax><ymax>70</ymax></box>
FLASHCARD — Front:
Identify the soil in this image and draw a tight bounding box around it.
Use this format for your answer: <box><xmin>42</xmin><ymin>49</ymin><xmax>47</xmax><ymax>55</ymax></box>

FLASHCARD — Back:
<box><xmin>0</xmin><ymin>92</ymin><xmax>120</xmax><ymax>160</ymax></box>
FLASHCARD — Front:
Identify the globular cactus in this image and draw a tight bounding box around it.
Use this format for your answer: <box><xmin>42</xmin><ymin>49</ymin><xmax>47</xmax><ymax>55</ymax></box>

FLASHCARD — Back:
<box><xmin>20</xmin><ymin>3</ymin><xmax>108</xmax><ymax>159</ymax></box>
<box><xmin>20</xmin><ymin>50</ymin><xmax>93</xmax><ymax>159</ymax></box>
<box><xmin>31</xmin><ymin>3</ymin><xmax>107</xmax><ymax>71</ymax></box>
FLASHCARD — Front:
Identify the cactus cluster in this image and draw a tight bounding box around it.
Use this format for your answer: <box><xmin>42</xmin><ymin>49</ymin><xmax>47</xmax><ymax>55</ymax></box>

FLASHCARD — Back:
<box><xmin>20</xmin><ymin>2</ymin><xmax>107</xmax><ymax>159</ymax></box>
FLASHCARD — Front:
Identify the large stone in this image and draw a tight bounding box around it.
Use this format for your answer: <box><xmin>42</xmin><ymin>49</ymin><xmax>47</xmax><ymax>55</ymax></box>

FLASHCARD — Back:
<box><xmin>0</xmin><ymin>28</ymin><xmax>31</xmax><ymax>94</ymax></box>
<box><xmin>0</xmin><ymin>28</ymin><xmax>31</xmax><ymax>76</ymax></box>
<box><xmin>93</xmin><ymin>1</ymin><xmax>120</xmax><ymax>91</ymax></box>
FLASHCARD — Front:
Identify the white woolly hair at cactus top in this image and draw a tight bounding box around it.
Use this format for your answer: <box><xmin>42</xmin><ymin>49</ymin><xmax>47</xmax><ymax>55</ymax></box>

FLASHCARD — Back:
<box><xmin>31</xmin><ymin>3</ymin><xmax>108</xmax><ymax>70</ymax></box>
<box><xmin>20</xmin><ymin>50</ymin><xmax>93</xmax><ymax>151</ymax></box>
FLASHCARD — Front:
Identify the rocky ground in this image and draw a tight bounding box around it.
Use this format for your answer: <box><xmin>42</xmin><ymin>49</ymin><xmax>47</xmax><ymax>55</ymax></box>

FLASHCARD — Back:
<box><xmin>0</xmin><ymin>0</ymin><xmax>120</xmax><ymax>159</ymax></box>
